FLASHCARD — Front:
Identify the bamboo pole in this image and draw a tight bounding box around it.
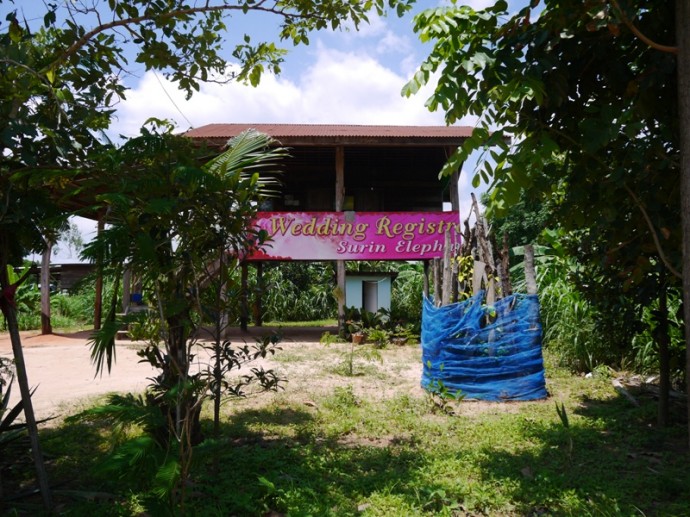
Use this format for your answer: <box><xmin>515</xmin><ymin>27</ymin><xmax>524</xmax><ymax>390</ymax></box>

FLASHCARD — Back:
<box><xmin>441</xmin><ymin>230</ymin><xmax>452</xmax><ymax>306</ymax></box>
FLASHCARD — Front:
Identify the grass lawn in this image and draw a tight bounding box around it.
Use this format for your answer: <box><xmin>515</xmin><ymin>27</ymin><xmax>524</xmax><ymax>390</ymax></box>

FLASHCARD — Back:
<box><xmin>3</xmin><ymin>342</ymin><xmax>688</xmax><ymax>516</ymax></box>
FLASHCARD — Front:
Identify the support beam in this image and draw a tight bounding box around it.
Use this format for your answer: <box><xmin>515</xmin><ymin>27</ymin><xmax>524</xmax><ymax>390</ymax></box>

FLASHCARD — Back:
<box><xmin>94</xmin><ymin>217</ymin><xmax>104</xmax><ymax>329</ymax></box>
<box><xmin>450</xmin><ymin>168</ymin><xmax>461</xmax><ymax>214</ymax></box>
<box><xmin>423</xmin><ymin>260</ymin><xmax>430</xmax><ymax>299</ymax></box>
<box><xmin>122</xmin><ymin>267</ymin><xmax>131</xmax><ymax>314</ymax></box>
<box><xmin>240</xmin><ymin>261</ymin><xmax>249</xmax><ymax>331</ymax></box>
<box><xmin>40</xmin><ymin>242</ymin><xmax>52</xmax><ymax>335</ymax></box>
<box><xmin>253</xmin><ymin>261</ymin><xmax>263</xmax><ymax>327</ymax></box>
<box><xmin>335</xmin><ymin>146</ymin><xmax>346</xmax><ymax>331</ymax></box>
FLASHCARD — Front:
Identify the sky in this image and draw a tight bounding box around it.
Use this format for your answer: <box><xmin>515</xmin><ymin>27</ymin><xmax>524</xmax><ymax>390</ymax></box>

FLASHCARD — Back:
<box><xmin>11</xmin><ymin>0</ymin><xmax>499</xmax><ymax>262</ymax></box>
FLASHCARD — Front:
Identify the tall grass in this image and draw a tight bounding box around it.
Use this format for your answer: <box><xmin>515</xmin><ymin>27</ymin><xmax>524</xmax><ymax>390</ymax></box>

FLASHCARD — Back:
<box><xmin>2</xmin><ymin>272</ymin><xmax>115</xmax><ymax>331</ymax></box>
<box><xmin>512</xmin><ymin>245</ymin><xmax>609</xmax><ymax>372</ymax></box>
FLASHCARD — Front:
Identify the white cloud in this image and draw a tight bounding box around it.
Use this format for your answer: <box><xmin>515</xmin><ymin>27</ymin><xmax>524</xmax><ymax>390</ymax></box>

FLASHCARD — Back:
<box><xmin>334</xmin><ymin>13</ymin><xmax>414</xmax><ymax>57</ymax></box>
<box><xmin>109</xmin><ymin>45</ymin><xmax>452</xmax><ymax>137</ymax></box>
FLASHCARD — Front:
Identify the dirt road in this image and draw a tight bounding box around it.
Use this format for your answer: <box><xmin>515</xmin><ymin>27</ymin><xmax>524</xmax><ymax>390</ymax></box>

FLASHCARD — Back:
<box><xmin>0</xmin><ymin>330</ymin><xmax>157</xmax><ymax>421</ymax></box>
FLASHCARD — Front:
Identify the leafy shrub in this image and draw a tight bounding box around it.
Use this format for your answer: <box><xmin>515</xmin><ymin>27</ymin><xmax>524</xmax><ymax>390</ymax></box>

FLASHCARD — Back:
<box><xmin>262</xmin><ymin>262</ymin><xmax>336</xmax><ymax>322</ymax></box>
<box><xmin>631</xmin><ymin>289</ymin><xmax>686</xmax><ymax>388</ymax></box>
<box><xmin>390</xmin><ymin>262</ymin><xmax>424</xmax><ymax>331</ymax></box>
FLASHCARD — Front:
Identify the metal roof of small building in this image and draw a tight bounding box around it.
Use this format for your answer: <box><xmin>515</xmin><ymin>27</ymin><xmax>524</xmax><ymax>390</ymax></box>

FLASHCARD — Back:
<box><xmin>185</xmin><ymin>123</ymin><xmax>474</xmax><ymax>147</ymax></box>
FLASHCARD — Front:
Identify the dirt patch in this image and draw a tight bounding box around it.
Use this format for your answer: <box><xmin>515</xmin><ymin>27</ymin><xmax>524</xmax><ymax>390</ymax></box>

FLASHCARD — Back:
<box><xmin>1</xmin><ymin>327</ymin><xmax>541</xmax><ymax>425</ymax></box>
<box><xmin>1</xmin><ymin>330</ymin><xmax>157</xmax><ymax>422</ymax></box>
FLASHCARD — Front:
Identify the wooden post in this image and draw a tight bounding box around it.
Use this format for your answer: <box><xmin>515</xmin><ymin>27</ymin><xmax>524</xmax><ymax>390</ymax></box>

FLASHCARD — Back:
<box><xmin>423</xmin><ymin>260</ymin><xmax>430</xmax><ymax>298</ymax></box>
<box><xmin>93</xmin><ymin>217</ymin><xmax>104</xmax><ymax>329</ymax></box>
<box><xmin>498</xmin><ymin>232</ymin><xmax>512</xmax><ymax>298</ymax></box>
<box><xmin>451</xmin><ymin>253</ymin><xmax>459</xmax><ymax>303</ymax></box>
<box><xmin>523</xmin><ymin>244</ymin><xmax>538</xmax><ymax>295</ymax></box>
<box><xmin>449</xmin><ymin>166</ymin><xmax>461</xmax><ymax>215</ymax></box>
<box><xmin>441</xmin><ymin>230</ymin><xmax>452</xmax><ymax>306</ymax></box>
<box><xmin>449</xmin><ymin>164</ymin><xmax>461</xmax><ymax>304</ymax></box>
<box><xmin>240</xmin><ymin>261</ymin><xmax>249</xmax><ymax>331</ymax></box>
<box><xmin>433</xmin><ymin>258</ymin><xmax>442</xmax><ymax>306</ymax></box>
<box><xmin>253</xmin><ymin>261</ymin><xmax>263</xmax><ymax>327</ymax></box>
<box><xmin>40</xmin><ymin>241</ymin><xmax>52</xmax><ymax>335</ymax></box>
<box><xmin>335</xmin><ymin>146</ymin><xmax>346</xmax><ymax>331</ymax></box>
<box><xmin>122</xmin><ymin>266</ymin><xmax>131</xmax><ymax>314</ymax></box>
<box><xmin>471</xmin><ymin>193</ymin><xmax>494</xmax><ymax>276</ymax></box>
<box><xmin>472</xmin><ymin>260</ymin><xmax>487</xmax><ymax>295</ymax></box>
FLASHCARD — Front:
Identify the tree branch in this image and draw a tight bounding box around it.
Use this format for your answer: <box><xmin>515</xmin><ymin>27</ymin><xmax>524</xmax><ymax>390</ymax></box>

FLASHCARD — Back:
<box><xmin>44</xmin><ymin>2</ymin><xmax>322</xmax><ymax>73</ymax></box>
<box><xmin>623</xmin><ymin>182</ymin><xmax>682</xmax><ymax>279</ymax></box>
<box><xmin>528</xmin><ymin>122</ymin><xmax>682</xmax><ymax>279</ymax></box>
<box><xmin>609</xmin><ymin>0</ymin><xmax>677</xmax><ymax>54</ymax></box>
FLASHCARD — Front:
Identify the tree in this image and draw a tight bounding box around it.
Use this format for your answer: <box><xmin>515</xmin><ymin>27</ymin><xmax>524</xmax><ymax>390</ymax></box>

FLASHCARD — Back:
<box><xmin>404</xmin><ymin>1</ymin><xmax>689</xmax><ymax>440</ymax></box>
<box><xmin>0</xmin><ymin>173</ymin><xmax>64</xmax><ymax>507</ymax></box>
<box><xmin>81</xmin><ymin>125</ymin><xmax>286</xmax><ymax>506</ymax></box>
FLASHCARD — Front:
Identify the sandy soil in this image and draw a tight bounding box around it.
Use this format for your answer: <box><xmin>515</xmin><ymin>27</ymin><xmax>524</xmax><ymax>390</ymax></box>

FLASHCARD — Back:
<box><xmin>0</xmin><ymin>326</ymin><xmax>428</xmax><ymax>424</ymax></box>
<box><xmin>0</xmin><ymin>330</ymin><xmax>158</xmax><ymax>422</ymax></box>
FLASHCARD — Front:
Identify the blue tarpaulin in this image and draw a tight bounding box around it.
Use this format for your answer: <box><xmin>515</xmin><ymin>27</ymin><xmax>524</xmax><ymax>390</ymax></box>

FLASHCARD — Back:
<box><xmin>421</xmin><ymin>292</ymin><xmax>548</xmax><ymax>401</ymax></box>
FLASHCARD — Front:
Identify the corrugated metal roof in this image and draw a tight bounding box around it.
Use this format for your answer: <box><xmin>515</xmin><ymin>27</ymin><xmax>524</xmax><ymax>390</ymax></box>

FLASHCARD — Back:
<box><xmin>184</xmin><ymin>123</ymin><xmax>473</xmax><ymax>146</ymax></box>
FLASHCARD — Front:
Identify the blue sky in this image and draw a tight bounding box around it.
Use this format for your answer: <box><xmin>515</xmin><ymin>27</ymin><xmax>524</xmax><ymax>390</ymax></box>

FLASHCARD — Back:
<box><xmin>9</xmin><ymin>0</ymin><xmax>500</xmax><ymax>261</ymax></box>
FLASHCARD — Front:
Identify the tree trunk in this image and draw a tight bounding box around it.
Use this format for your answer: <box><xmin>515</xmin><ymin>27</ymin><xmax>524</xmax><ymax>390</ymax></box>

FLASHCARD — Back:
<box><xmin>213</xmin><ymin>248</ymin><xmax>226</xmax><ymax>439</ymax></box>
<box><xmin>676</xmin><ymin>0</ymin><xmax>690</xmax><ymax>449</ymax></box>
<box><xmin>0</xmin><ymin>267</ymin><xmax>53</xmax><ymax>510</ymax></box>
<box><xmin>524</xmin><ymin>244</ymin><xmax>538</xmax><ymax>295</ymax></box>
<box><xmin>40</xmin><ymin>242</ymin><xmax>52</xmax><ymax>335</ymax></box>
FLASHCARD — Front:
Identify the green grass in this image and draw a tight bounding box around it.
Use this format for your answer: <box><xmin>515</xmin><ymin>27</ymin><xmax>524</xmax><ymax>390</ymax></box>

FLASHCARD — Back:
<box><xmin>261</xmin><ymin>319</ymin><xmax>338</xmax><ymax>327</ymax></box>
<box><xmin>3</xmin><ymin>347</ymin><xmax>689</xmax><ymax>516</ymax></box>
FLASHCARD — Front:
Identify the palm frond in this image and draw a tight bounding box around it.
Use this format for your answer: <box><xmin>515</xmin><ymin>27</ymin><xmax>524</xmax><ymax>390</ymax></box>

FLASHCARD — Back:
<box><xmin>89</xmin><ymin>319</ymin><xmax>120</xmax><ymax>375</ymax></box>
<box><xmin>95</xmin><ymin>435</ymin><xmax>164</xmax><ymax>482</ymax></box>
<box><xmin>204</xmin><ymin>129</ymin><xmax>288</xmax><ymax>190</ymax></box>
<box><xmin>89</xmin><ymin>270</ymin><xmax>122</xmax><ymax>375</ymax></box>
<box><xmin>152</xmin><ymin>456</ymin><xmax>181</xmax><ymax>499</ymax></box>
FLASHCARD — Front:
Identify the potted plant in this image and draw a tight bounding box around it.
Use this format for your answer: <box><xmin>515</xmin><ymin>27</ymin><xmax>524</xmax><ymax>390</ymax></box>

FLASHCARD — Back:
<box><xmin>345</xmin><ymin>318</ymin><xmax>365</xmax><ymax>344</ymax></box>
<box><xmin>351</xmin><ymin>330</ymin><xmax>365</xmax><ymax>344</ymax></box>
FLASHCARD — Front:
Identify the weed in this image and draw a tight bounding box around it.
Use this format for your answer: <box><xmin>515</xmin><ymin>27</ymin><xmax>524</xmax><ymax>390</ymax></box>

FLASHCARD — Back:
<box><xmin>319</xmin><ymin>331</ymin><xmax>342</xmax><ymax>345</ymax></box>
<box><xmin>555</xmin><ymin>401</ymin><xmax>573</xmax><ymax>461</ymax></box>
<box><xmin>423</xmin><ymin>362</ymin><xmax>465</xmax><ymax>415</ymax></box>
<box><xmin>425</xmin><ymin>378</ymin><xmax>465</xmax><ymax>415</ymax></box>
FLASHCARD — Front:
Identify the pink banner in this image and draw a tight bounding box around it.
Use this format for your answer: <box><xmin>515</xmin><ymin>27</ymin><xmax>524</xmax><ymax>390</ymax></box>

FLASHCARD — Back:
<box><xmin>249</xmin><ymin>212</ymin><xmax>461</xmax><ymax>260</ymax></box>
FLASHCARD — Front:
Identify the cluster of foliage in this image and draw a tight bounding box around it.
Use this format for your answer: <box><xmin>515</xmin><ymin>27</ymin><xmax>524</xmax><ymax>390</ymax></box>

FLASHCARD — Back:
<box><xmin>502</xmin><ymin>229</ymin><xmax>686</xmax><ymax>389</ymax></box>
<box><xmin>319</xmin><ymin>304</ymin><xmax>418</xmax><ymax>377</ymax></box>
<box><xmin>342</xmin><ymin>306</ymin><xmax>417</xmax><ymax>346</ymax></box>
<box><xmin>74</xmin><ymin>126</ymin><xmax>289</xmax><ymax>506</ymax></box>
<box><xmin>261</xmin><ymin>262</ymin><xmax>337</xmax><ymax>322</ymax></box>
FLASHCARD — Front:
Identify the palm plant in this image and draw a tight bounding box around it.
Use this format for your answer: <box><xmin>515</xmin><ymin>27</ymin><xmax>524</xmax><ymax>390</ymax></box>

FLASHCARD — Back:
<box><xmin>81</xmin><ymin>124</ymin><xmax>287</xmax><ymax>506</ymax></box>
